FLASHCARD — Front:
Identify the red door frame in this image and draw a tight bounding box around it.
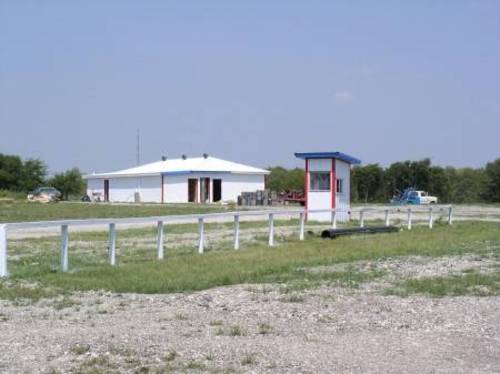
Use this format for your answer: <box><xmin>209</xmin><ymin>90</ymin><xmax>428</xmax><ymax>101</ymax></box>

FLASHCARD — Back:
<box><xmin>304</xmin><ymin>159</ymin><xmax>309</xmax><ymax>210</ymax></box>
<box><xmin>331</xmin><ymin>159</ymin><xmax>336</xmax><ymax>209</ymax></box>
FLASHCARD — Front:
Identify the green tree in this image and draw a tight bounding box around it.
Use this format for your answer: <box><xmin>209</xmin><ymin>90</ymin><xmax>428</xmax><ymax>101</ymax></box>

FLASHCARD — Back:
<box><xmin>352</xmin><ymin>164</ymin><xmax>384</xmax><ymax>203</ymax></box>
<box><xmin>385</xmin><ymin>161</ymin><xmax>413</xmax><ymax>198</ymax></box>
<box><xmin>267</xmin><ymin>166</ymin><xmax>304</xmax><ymax>191</ymax></box>
<box><xmin>483</xmin><ymin>158</ymin><xmax>500</xmax><ymax>202</ymax></box>
<box><xmin>0</xmin><ymin>153</ymin><xmax>23</xmax><ymax>190</ymax></box>
<box><xmin>450</xmin><ymin>168</ymin><xmax>487</xmax><ymax>203</ymax></box>
<box><xmin>20</xmin><ymin>159</ymin><xmax>47</xmax><ymax>192</ymax></box>
<box><xmin>47</xmin><ymin>168</ymin><xmax>85</xmax><ymax>200</ymax></box>
<box><xmin>428</xmin><ymin>166</ymin><xmax>453</xmax><ymax>203</ymax></box>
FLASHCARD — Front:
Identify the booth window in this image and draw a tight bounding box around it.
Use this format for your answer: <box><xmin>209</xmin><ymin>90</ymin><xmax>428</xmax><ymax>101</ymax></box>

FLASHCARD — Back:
<box><xmin>336</xmin><ymin>179</ymin><xmax>343</xmax><ymax>193</ymax></box>
<box><xmin>309</xmin><ymin>172</ymin><xmax>331</xmax><ymax>191</ymax></box>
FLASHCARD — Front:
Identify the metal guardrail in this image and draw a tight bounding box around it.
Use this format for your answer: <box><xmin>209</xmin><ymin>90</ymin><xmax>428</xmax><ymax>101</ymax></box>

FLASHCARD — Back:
<box><xmin>0</xmin><ymin>206</ymin><xmax>454</xmax><ymax>278</ymax></box>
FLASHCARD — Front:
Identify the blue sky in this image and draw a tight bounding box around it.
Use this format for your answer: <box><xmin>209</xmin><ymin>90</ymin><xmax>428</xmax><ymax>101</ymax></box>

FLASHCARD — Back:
<box><xmin>1</xmin><ymin>0</ymin><xmax>499</xmax><ymax>174</ymax></box>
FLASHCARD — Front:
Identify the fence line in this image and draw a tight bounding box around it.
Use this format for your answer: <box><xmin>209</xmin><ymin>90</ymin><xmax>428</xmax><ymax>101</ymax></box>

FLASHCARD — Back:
<box><xmin>0</xmin><ymin>206</ymin><xmax>456</xmax><ymax>278</ymax></box>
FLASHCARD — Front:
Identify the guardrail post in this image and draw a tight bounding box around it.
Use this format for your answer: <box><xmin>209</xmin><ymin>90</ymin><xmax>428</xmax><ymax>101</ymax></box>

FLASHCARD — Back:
<box><xmin>299</xmin><ymin>212</ymin><xmax>305</xmax><ymax>240</ymax></box>
<box><xmin>108</xmin><ymin>223</ymin><xmax>116</xmax><ymax>265</ymax></box>
<box><xmin>359</xmin><ymin>210</ymin><xmax>364</xmax><ymax>228</ymax></box>
<box><xmin>60</xmin><ymin>224</ymin><xmax>69</xmax><ymax>272</ymax></box>
<box><xmin>384</xmin><ymin>210</ymin><xmax>390</xmax><ymax>226</ymax></box>
<box><xmin>448</xmin><ymin>206</ymin><xmax>453</xmax><ymax>225</ymax></box>
<box><xmin>233</xmin><ymin>215</ymin><xmax>240</xmax><ymax>250</ymax></box>
<box><xmin>0</xmin><ymin>225</ymin><xmax>7</xmax><ymax>278</ymax></box>
<box><xmin>157</xmin><ymin>221</ymin><xmax>164</xmax><ymax>259</ymax></box>
<box><xmin>407</xmin><ymin>208</ymin><xmax>412</xmax><ymax>230</ymax></box>
<box><xmin>428</xmin><ymin>207</ymin><xmax>433</xmax><ymax>229</ymax></box>
<box><xmin>268</xmin><ymin>213</ymin><xmax>274</xmax><ymax>247</ymax></box>
<box><xmin>198</xmin><ymin>217</ymin><xmax>204</xmax><ymax>254</ymax></box>
<box><xmin>331</xmin><ymin>210</ymin><xmax>337</xmax><ymax>229</ymax></box>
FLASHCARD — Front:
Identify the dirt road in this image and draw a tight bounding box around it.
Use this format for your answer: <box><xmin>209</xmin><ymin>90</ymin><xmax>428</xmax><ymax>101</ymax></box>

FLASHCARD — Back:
<box><xmin>6</xmin><ymin>204</ymin><xmax>500</xmax><ymax>240</ymax></box>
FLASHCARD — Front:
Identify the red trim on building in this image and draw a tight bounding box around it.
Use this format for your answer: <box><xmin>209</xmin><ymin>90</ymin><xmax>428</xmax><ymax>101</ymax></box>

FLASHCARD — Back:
<box><xmin>331</xmin><ymin>158</ymin><xmax>336</xmax><ymax>209</ymax></box>
<box><xmin>161</xmin><ymin>174</ymin><xmax>164</xmax><ymax>203</ymax></box>
<box><xmin>304</xmin><ymin>158</ymin><xmax>309</xmax><ymax>216</ymax></box>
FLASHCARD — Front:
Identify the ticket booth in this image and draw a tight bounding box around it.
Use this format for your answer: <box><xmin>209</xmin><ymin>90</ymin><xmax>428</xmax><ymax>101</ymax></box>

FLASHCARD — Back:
<box><xmin>295</xmin><ymin>152</ymin><xmax>361</xmax><ymax>222</ymax></box>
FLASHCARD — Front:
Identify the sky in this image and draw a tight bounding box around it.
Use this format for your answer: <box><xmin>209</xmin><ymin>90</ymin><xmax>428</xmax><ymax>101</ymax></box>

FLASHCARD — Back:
<box><xmin>1</xmin><ymin>0</ymin><xmax>499</xmax><ymax>174</ymax></box>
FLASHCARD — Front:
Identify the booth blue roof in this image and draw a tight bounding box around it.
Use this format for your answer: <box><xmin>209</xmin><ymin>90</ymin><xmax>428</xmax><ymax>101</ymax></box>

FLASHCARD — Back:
<box><xmin>294</xmin><ymin>152</ymin><xmax>361</xmax><ymax>165</ymax></box>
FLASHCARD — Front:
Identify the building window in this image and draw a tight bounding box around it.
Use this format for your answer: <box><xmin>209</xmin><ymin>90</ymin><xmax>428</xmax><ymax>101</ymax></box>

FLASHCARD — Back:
<box><xmin>310</xmin><ymin>172</ymin><xmax>331</xmax><ymax>191</ymax></box>
<box><xmin>336</xmin><ymin>179</ymin><xmax>343</xmax><ymax>194</ymax></box>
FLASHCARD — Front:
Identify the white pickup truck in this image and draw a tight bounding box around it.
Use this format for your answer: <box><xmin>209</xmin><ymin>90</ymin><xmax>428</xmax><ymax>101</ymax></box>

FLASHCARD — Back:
<box><xmin>407</xmin><ymin>190</ymin><xmax>438</xmax><ymax>205</ymax></box>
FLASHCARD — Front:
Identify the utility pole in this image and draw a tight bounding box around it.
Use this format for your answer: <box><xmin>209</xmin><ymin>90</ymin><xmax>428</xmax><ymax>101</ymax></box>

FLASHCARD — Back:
<box><xmin>136</xmin><ymin>129</ymin><xmax>140</xmax><ymax>166</ymax></box>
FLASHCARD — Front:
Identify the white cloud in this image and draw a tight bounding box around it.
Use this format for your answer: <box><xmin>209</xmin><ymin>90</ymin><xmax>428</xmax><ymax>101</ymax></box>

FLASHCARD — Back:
<box><xmin>334</xmin><ymin>91</ymin><xmax>355</xmax><ymax>104</ymax></box>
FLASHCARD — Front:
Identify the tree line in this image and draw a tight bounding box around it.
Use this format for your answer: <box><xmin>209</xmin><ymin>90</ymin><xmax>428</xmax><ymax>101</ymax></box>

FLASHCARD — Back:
<box><xmin>0</xmin><ymin>153</ymin><xmax>85</xmax><ymax>199</ymax></box>
<box><xmin>2</xmin><ymin>152</ymin><xmax>499</xmax><ymax>203</ymax></box>
<box><xmin>268</xmin><ymin>158</ymin><xmax>500</xmax><ymax>203</ymax></box>
<box><xmin>351</xmin><ymin>158</ymin><xmax>500</xmax><ymax>203</ymax></box>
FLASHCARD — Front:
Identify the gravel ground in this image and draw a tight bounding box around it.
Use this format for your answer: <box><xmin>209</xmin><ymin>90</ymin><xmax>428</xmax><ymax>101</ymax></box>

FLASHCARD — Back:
<box><xmin>1</xmin><ymin>255</ymin><xmax>499</xmax><ymax>374</ymax></box>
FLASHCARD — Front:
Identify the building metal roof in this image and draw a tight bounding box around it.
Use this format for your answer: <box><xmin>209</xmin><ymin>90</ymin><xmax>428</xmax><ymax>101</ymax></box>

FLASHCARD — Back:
<box><xmin>84</xmin><ymin>156</ymin><xmax>270</xmax><ymax>179</ymax></box>
<box><xmin>294</xmin><ymin>152</ymin><xmax>361</xmax><ymax>165</ymax></box>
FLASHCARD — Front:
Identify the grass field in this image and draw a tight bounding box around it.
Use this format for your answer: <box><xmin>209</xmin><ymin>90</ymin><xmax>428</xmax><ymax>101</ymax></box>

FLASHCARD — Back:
<box><xmin>0</xmin><ymin>200</ymin><xmax>231</xmax><ymax>223</ymax></box>
<box><xmin>2</xmin><ymin>221</ymin><xmax>499</xmax><ymax>300</ymax></box>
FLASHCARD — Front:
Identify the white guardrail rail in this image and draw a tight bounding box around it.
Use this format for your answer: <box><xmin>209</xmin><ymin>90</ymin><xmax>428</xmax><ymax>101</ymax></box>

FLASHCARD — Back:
<box><xmin>0</xmin><ymin>206</ymin><xmax>453</xmax><ymax>278</ymax></box>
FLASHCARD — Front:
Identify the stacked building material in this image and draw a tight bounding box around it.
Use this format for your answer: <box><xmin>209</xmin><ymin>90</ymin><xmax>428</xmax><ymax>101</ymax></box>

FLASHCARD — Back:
<box><xmin>237</xmin><ymin>190</ymin><xmax>272</xmax><ymax>206</ymax></box>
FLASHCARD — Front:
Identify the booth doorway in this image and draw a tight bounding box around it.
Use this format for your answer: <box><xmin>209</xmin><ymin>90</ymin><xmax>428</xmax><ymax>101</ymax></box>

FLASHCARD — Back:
<box><xmin>104</xmin><ymin>180</ymin><xmax>109</xmax><ymax>202</ymax></box>
<box><xmin>188</xmin><ymin>179</ymin><xmax>198</xmax><ymax>202</ymax></box>
<box><xmin>213</xmin><ymin>179</ymin><xmax>222</xmax><ymax>202</ymax></box>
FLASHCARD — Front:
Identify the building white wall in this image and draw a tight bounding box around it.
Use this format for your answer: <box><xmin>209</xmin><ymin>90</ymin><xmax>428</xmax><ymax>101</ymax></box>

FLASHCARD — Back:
<box><xmin>218</xmin><ymin>173</ymin><xmax>264</xmax><ymax>202</ymax></box>
<box><xmin>335</xmin><ymin>159</ymin><xmax>351</xmax><ymax>221</ymax></box>
<box><xmin>163</xmin><ymin>173</ymin><xmax>264</xmax><ymax>203</ymax></box>
<box><xmin>86</xmin><ymin>173</ymin><xmax>265</xmax><ymax>203</ymax></box>
<box><xmin>306</xmin><ymin>158</ymin><xmax>352</xmax><ymax>222</ymax></box>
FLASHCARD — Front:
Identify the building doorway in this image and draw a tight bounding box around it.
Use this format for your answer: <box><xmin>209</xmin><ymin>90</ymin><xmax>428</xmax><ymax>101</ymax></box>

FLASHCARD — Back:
<box><xmin>104</xmin><ymin>179</ymin><xmax>109</xmax><ymax>202</ymax></box>
<box><xmin>213</xmin><ymin>179</ymin><xmax>222</xmax><ymax>202</ymax></box>
<box><xmin>200</xmin><ymin>177</ymin><xmax>210</xmax><ymax>203</ymax></box>
<box><xmin>188</xmin><ymin>179</ymin><xmax>198</xmax><ymax>202</ymax></box>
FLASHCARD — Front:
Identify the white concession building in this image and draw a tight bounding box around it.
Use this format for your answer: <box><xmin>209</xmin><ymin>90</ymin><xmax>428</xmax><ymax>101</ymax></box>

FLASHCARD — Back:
<box><xmin>295</xmin><ymin>151</ymin><xmax>361</xmax><ymax>222</ymax></box>
<box><xmin>84</xmin><ymin>155</ymin><xmax>269</xmax><ymax>204</ymax></box>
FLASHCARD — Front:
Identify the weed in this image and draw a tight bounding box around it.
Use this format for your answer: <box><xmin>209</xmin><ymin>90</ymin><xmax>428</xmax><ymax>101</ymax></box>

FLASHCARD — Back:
<box><xmin>174</xmin><ymin>312</ymin><xmax>188</xmax><ymax>320</ymax></box>
<box><xmin>70</xmin><ymin>343</ymin><xmax>90</xmax><ymax>355</ymax></box>
<box><xmin>257</xmin><ymin>322</ymin><xmax>272</xmax><ymax>335</ymax></box>
<box><xmin>241</xmin><ymin>353</ymin><xmax>257</xmax><ymax>366</ymax></box>
<box><xmin>386</xmin><ymin>270</ymin><xmax>500</xmax><ymax>297</ymax></box>
<box><xmin>215</xmin><ymin>325</ymin><xmax>247</xmax><ymax>336</ymax></box>
<box><xmin>43</xmin><ymin>368</ymin><xmax>62</xmax><ymax>374</ymax></box>
<box><xmin>280</xmin><ymin>293</ymin><xmax>304</xmax><ymax>303</ymax></box>
<box><xmin>0</xmin><ymin>281</ymin><xmax>60</xmax><ymax>302</ymax></box>
<box><xmin>51</xmin><ymin>296</ymin><xmax>81</xmax><ymax>310</ymax></box>
<box><xmin>228</xmin><ymin>325</ymin><xmax>246</xmax><ymax>336</ymax></box>
<box><xmin>109</xmin><ymin>344</ymin><xmax>135</xmax><ymax>357</ymax></box>
<box><xmin>164</xmin><ymin>349</ymin><xmax>178</xmax><ymax>362</ymax></box>
<box><xmin>185</xmin><ymin>360</ymin><xmax>206</xmax><ymax>370</ymax></box>
<box><xmin>209</xmin><ymin>320</ymin><xmax>223</xmax><ymax>326</ymax></box>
